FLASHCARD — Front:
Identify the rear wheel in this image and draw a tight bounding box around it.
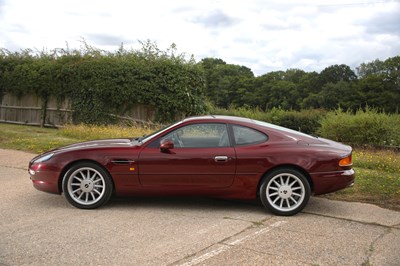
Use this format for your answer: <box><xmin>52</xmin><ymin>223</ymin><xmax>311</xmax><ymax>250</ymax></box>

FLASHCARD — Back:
<box><xmin>260</xmin><ymin>168</ymin><xmax>310</xmax><ymax>216</ymax></box>
<box><xmin>62</xmin><ymin>162</ymin><xmax>113</xmax><ymax>209</ymax></box>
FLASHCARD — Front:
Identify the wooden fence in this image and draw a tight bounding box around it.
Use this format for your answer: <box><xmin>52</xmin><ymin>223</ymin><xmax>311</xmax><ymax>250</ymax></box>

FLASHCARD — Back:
<box><xmin>0</xmin><ymin>93</ymin><xmax>156</xmax><ymax>127</ymax></box>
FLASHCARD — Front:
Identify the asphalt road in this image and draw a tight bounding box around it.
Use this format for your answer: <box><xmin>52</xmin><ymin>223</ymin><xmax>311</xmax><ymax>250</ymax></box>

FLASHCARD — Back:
<box><xmin>1</xmin><ymin>149</ymin><xmax>399</xmax><ymax>265</ymax></box>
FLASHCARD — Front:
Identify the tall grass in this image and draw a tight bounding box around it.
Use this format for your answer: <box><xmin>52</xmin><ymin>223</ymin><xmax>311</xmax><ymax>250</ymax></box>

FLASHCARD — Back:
<box><xmin>0</xmin><ymin>123</ymin><xmax>158</xmax><ymax>153</ymax></box>
<box><xmin>60</xmin><ymin>124</ymin><xmax>156</xmax><ymax>140</ymax></box>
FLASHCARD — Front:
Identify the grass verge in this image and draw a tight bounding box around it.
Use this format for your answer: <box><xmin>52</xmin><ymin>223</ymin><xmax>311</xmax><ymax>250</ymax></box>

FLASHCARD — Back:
<box><xmin>0</xmin><ymin>123</ymin><xmax>155</xmax><ymax>154</ymax></box>
<box><xmin>321</xmin><ymin>149</ymin><xmax>400</xmax><ymax>211</ymax></box>
<box><xmin>1</xmin><ymin>123</ymin><xmax>399</xmax><ymax>211</ymax></box>
<box><xmin>0</xmin><ymin>123</ymin><xmax>78</xmax><ymax>154</ymax></box>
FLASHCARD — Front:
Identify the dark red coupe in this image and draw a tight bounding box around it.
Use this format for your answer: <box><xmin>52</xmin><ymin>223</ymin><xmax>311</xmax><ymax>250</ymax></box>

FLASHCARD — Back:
<box><xmin>29</xmin><ymin>115</ymin><xmax>355</xmax><ymax>215</ymax></box>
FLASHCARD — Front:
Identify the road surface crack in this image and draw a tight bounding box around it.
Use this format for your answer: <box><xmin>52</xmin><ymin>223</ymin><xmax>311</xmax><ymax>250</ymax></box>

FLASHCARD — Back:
<box><xmin>303</xmin><ymin>211</ymin><xmax>398</xmax><ymax>229</ymax></box>
<box><xmin>0</xmin><ymin>164</ymin><xmax>27</xmax><ymax>171</ymax></box>
<box><xmin>362</xmin><ymin>227</ymin><xmax>391</xmax><ymax>266</ymax></box>
<box><xmin>222</xmin><ymin>216</ymin><xmax>266</xmax><ymax>226</ymax></box>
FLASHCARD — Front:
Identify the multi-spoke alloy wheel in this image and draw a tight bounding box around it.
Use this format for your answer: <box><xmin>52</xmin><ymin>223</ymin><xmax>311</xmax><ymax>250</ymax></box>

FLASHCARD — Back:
<box><xmin>260</xmin><ymin>169</ymin><xmax>310</xmax><ymax>216</ymax></box>
<box><xmin>62</xmin><ymin>163</ymin><xmax>113</xmax><ymax>209</ymax></box>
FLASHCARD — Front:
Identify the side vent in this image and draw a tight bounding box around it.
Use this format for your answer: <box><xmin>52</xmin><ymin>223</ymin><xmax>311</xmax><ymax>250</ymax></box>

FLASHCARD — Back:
<box><xmin>111</xmin><ymin>159</ymin><xmax>135</xmax><ymax>165</ymax></box>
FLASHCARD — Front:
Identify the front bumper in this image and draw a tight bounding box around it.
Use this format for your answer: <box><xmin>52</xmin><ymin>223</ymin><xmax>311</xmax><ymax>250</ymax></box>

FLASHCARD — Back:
<box><xmin>29</xmin><ymin>163</ymin><xmax>61</xmax><ymax>194</ymax></box>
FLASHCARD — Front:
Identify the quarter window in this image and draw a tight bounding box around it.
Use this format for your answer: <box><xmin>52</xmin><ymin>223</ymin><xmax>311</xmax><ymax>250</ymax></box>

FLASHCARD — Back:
<box><xmin>232</xmin><ymin>125</ymin><xmax>268</xmax><ymax>145</ymax></box>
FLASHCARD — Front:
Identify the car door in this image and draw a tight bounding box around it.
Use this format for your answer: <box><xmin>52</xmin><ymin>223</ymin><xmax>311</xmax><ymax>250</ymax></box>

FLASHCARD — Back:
<box><xmin>138</xmin><ymin>123</ymin><xmax>236</xmax><ymax>188</ymax></box>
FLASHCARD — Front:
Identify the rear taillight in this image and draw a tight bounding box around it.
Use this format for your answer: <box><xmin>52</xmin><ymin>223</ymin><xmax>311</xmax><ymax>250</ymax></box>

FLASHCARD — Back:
<box><xmin>339</xmin><ymin>154</ymin><xmax>352</xmax><ymax>167</ymax></box>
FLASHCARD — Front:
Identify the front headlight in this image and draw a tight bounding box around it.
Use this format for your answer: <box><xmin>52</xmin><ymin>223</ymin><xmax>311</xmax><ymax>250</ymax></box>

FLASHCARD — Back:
<box><xmin>34</xmin><ymin>153</ymin><xmax>54</xmax><ymax>163</ymax></box>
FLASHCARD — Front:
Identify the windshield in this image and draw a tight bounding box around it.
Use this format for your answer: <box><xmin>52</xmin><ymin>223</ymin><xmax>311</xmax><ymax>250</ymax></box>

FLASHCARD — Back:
<box><xmin>138</xmin><ymin>121</ymin><xmax>183</xmax><ymax>143</ymax></box>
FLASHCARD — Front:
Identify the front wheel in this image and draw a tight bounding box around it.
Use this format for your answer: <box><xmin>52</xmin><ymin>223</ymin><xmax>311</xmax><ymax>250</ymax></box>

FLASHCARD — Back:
<box><xmin>260</xmin><ymin>168</ymin><xmax>311</xmax><ymax>216</ymax></box>
<box><xmin>62</xmin><ymin>162</ymin><xmax>113</xmax><ymax>209</ymax></box>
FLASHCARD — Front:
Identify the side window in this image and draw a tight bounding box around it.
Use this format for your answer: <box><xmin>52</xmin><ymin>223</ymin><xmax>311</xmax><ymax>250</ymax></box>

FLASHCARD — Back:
<box><xmin>232</xmin><ymin>125</ymin><xmax>268</xmax><ymax>146</ymax></box>
<box><xmin>161</xmin><ymin>123</ymin><xmax>230</xmax><ymax>148</ymax></box>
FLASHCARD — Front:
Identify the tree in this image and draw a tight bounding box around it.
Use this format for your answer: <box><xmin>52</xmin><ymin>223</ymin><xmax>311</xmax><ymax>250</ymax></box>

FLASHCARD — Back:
<box><xmin>356</xmin><ymin>59</ymin><xmax>385</xmax><ymax>78</ymax></box>
<box><xmin>320</xmin><ymin>81</ymin><xmax>361</xmax><ymax>110</ymax></box>
<box><xmin>200</xmin><ymin>58</ymin><xmax>254</xmax><ymax>108</ymax></box>
<box><xmin>356</xmin><ymin>56</ymin><xmax>400</xmax><ymax>112</ymax></box>
<box><xmin>318</xmin><ymin>64</ymin><xmax>357</xmax><ymax>87</ymax></box>
<box><xmin>383</xmin><ymin>56</ymin><xmax>400</xmax><ymax>91</ymax></box>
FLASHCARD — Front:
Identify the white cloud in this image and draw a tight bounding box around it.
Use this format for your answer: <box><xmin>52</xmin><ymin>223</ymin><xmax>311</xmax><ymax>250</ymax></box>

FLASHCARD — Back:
<box><xmin>0</xmin><ymin>0</ymin><xmax>399</xmax><ymax>75</ymax></box>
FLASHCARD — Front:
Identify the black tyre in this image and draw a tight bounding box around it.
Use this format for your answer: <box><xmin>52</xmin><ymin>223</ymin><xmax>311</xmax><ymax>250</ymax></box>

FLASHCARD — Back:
<box><xmin>62</xmin><ymin>162</ymin><xmax>113</xmax><ymax>209</ymax></box>
<box><xmin>260</xmin><ymin>168</ymin><xmax>311</xmax><ymax>216</ymax></box>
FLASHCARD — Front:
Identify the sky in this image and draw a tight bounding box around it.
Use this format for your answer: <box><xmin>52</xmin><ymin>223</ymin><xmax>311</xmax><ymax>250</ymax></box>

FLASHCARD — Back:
<box><xmin>0</xmin><ymin>0</ymin><xmax>399</xmax><ymax>76</ymax></box>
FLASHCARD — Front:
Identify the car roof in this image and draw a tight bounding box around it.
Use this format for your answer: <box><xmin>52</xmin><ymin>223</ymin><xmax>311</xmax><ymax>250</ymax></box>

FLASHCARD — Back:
<box><xmin>183</xmin><ymin>115</ymin><xmax>255</xmax><ymax>124</ymax></box>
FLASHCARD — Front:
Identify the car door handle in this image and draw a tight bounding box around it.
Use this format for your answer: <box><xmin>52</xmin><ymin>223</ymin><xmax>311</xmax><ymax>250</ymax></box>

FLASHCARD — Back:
<box><xmin>214</xmin><ymin>156</ymin><xmax>228</xmax><ymax>162</ymax></box>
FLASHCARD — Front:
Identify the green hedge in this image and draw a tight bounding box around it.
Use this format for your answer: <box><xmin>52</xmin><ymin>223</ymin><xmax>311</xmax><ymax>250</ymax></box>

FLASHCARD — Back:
<box><xmin>318</xmin><ymin>108</ymin><xmax>400</xmax><ymax>147</ymax></box>
<box><xmin>268</xmin><ymin>108</ymin><xmax>325</xmax><ymax>134</ymax></box>
<box><xmin>210</xmin><ymin>106</ymin><xmax>325</xmax><ymax>135</ymax></box>
<box><xmin>211</xmin><ymin>106</ymin><xmax>400</xmax><ymax>147</ymax></box>
<box><xmin>0</xmin><ymin>42</ymin><xmax>207</xmax><ymax>124</ymax></box>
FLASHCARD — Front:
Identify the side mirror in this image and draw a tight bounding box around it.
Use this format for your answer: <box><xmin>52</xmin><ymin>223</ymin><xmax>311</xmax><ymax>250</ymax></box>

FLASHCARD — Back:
<box><xmin>160</xmin><ymin>139</ymin><xmax>174</xmax><ymax>152</ymax></box>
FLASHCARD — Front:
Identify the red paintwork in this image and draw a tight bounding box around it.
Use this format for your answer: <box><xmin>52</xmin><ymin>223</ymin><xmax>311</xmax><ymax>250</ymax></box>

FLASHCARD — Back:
<box><xmin>29</xmin><ymin>115</ymin><xmax>355</xmax><ymax>200</ymax></box>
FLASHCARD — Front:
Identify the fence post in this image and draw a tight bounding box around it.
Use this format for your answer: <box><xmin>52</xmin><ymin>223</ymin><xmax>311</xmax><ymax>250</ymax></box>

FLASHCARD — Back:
<box><xmin>40</xmin><ymin>95</ymin><xmax>48</xmax><ymax>127</ymax></box>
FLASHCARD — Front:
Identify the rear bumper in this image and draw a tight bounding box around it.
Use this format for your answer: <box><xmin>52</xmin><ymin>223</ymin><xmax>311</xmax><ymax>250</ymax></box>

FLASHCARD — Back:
<box><xmin>310</xmin><ymin>169</ymin><xmax>355</xmax><ymax>195</ymax></box>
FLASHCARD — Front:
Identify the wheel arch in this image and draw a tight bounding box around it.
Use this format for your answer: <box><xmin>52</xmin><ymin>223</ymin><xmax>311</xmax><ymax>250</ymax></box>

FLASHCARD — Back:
<box><xmin>256</xmin><ymin>164</ymin><xmax>314</xmax><ymax>197</ymax></box>
<box><xmin>58</xmin><ymin>159</ymin><xmax>115</xmax><ymax>194</ymax></box>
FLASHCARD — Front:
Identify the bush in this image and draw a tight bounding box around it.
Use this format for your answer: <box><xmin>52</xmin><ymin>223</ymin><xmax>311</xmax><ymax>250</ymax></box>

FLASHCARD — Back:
<box><xmin>211</xmin><ymin>106</ymin><xmax>400</xmax><ymax>147</ymax></box>
<box><xmin>210</xmin><ymin>106</ymin><xmax>325</xmax><ymax>134</ymax></box>
<box><xmin>318</xmin><ymin>108</ymin><xmax>400</xmax><ymax>146</ymax></box>
<box><xmin>268</xmin><ymin>108</ymin><xmax>325</xmax><ymax>134</ymax></box>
